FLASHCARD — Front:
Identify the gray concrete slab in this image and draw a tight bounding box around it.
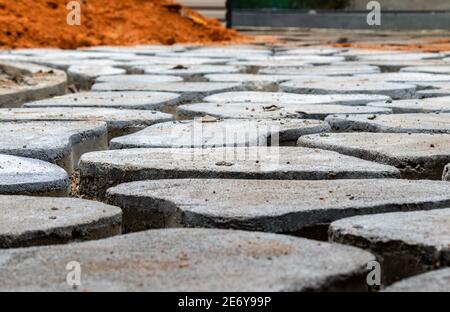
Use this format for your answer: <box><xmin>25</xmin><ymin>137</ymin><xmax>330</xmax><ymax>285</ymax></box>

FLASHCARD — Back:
<box><xmin>384</xmin><ymin>268</ymin><xmax>450</xmax><ymax>292</ymax></box>
<box><xmin>91</xmin><ymin>82</ymin><xmax>244</xmax><ymax>102</ymax></box>
<box><xmin>368</xmin><ymin>97</ymin><xmax>450</xmax><ymax>113</ymax></box>
<box><xmin>0</xmin><ymin>62</ymin><xmax>67</xmax><ymax>108</ymax></box>
<box><xmin>140</xmin><ymin>65</ymin><xmax>241</xmax><ymax>81</ymax></box>
<box><xmin>204</xmin><ymin>91</ymin><xmax>390</xmax><ymax>106</ymax></box>
<box><xmin>0</xmin><ymin>107</ymin><xmax>173</xmax><ymax>140</ymax></box>
<box><xmin>178</xmin><ymin>102</ymin><xmax>392</xmax><ymax>120</ymax></box>
<box><xmin>401</xmin><ymin>66</ymin><xmax>450</xmax><ymax>74</ymax></box>
<box><xmin>0</xmin><ymin>195</ymin><xmax>122</xmax><ymax>249</ymax></box>
<box><xmin>278</xmin><ymin>48</ymin><xmax>339</xmax><ymax>56</ymax></box>
<box><xmin>96</xmin><ymin>75</ymin><xmax>183</xmax><ymax>84</ymax></box>
<box><xmin>0</xmin><ymin>154</ymin><xmax>69</xmax><ymax>196</ymax></box>
<box><xmin>259</xmin><ymin>64</ymin><xmax>380</xmax><ymax>76</ymax></box>
<box><xmin>67</xmin><ymin>66</ymin><xmax>126</xmax><ymax>90</ymax></box>
<box><xmin>0</xmin><ymin>228</ymin><xmax>375</xmax><ymax>291</ymax></box>
<box><xmin>280</xmin><ymin>78</ymin><xmax>416</xmax><ymax>99</ymax></box>
<box><xmin>356</xmin><ymin>53</ymin><xmax>443</xmax><ymax>62</ymax></box>
<box><xmin>159</xmin><ymin>48</ymin><xmax>272</xmax><ymax>59</ymax></box>
<box><xmin>326</xmin><ymin>113</ymin><xmax>450</xmax><ymax>133</ymax></box>
<box><xmin>355</xmin><ymin>72</ymin><xmax>450</xmax><ymax>87</ymax></box>
<box><xmin>110</xmin><ymin>119</ymin><xmax>330</xmax><ymax>149</ymax></box>
<box><xmin>205</xmin><ymin>74</ymin><xmax>311</xmax><ymax>91</ymax></box>
<box><xmin>78</xmin><ymin>147</ymin><xmax>399</xmax><ymax>199</ymax></box>
<box><xmin>298</xmin><ymin>132</ymin><xmax>450</xmax><ymax>179</ymax></box>
<box><xmin>24</xmin><ymin>91</ymin><xmax>181</xmax><ymax>110</ymax></box>
<box><xmin>330</xmin><ymin>208</ymin><xmax>450</xmax><ymax>284</ymax></box>
<box><xmin>0</xmin><ymin>121</ymin><xmax>108</xmax><ymax>173</ymax></box>
<box><xmin>352</xmin><ymin>59</ymin><xmax>450</xmax><ymax>72</ymax></box>
<box><xmin>34</xmin><ymin>59</ymin><xmax>123</xmax><ymax>71</ymax></box>
<box><xmin>417</xmin><ymin>83</ymin><xmax>450</xmax><ymax>98</ymax></box>
<box><xmin>107</xmin><ymin>179</ymin><xmax>450</xmax><ymax>235</ymax></box>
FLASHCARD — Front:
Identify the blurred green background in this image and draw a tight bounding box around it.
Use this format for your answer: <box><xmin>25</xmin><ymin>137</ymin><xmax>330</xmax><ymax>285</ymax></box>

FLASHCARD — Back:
<box><xmin>231</xmin><ymin>0</ymin><xmax>351</xmax><ymax>9</ymax></box>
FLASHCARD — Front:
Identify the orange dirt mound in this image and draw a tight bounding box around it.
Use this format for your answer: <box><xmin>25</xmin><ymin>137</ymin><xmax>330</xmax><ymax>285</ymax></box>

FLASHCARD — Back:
<box><xmin>0</xmin><ymin>0</ymin><xmax>246</xmax><ymax>49</ymax></box>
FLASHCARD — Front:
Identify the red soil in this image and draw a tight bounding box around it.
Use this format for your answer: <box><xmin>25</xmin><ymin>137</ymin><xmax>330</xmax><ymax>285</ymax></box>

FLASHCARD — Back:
<box><xmin>0</xmin><ymin>0</ymin><xmax>246</xmax><ymax>49</ymax></box>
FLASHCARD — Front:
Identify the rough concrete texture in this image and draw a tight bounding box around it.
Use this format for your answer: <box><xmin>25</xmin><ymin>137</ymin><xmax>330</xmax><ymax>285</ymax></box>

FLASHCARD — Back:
<box><xmin>368</xmin><ymin>97</ymin><xmax>450</xmax><ymax>113</ymax></box>
<box><xmin>205</xmin><ymin>74</ymin><xmax>309</xmax><ymax>91</ymax></box>
<box><xmin>125</xmin><ymin>57</ymin><xmax>231</xmax><ymax>71</ymax></box>
<box><xmin>91</xmin><ymin>82</ymin><xmax>243</xmax><ymax>102</ymax></box>
<box><xmin>401</xmin><ymin>66</ymin><xmax>450</xmax><ymax>74</ymax></box>
<box><xmin>0</xmin><ymin>228</ymin><xmax>375</xmax><ymax>291</ymax></box>
<box><xmin>24</xmin><ymin>91</ymin><xmax>181</xmax><ymax>110</ymax></box>
<box><xmin>110</xmin><ymin>118</ymin><xmax>331</xmax><ymax>149</ymax></box>
<box><xmin>0</xmin><ymin>154</ymin><xmax>69</xmax><ymax>196</ymax></box>
<box><xmin>298</xmin><ymin>132</ymin><xmax>450</xmax><ymax>179</ymax></box>
<box><xmin>160</xmin><ymin>48</ymin><xmax>272</xmax><ymax>59</ymax></box>
<box><xmin>352</xmin><ymin>59</ymin><xmax>450</xmax><ymax>72</ymax></box>
<box><xmin>96</xmin><ymin>75</ymin><xmax>183</xmax><ymax>84</ymax></box>
<box><xmin>0</xmin><ymin>195</ymin><xmax>122</xmax><ymax>249</ymax></box>
<box><xmin>204</xmin><ymin>91</ymin><xmax>390</xmax><ymax>106</ymax></box>
<box><xmin>0</xmin><ymin>121</ymin><xmax>108</xmax><ymax>173</ymax></box>
<box><xmin>67</xmin><ymin>65</ymin><xmax>126</xmax><ymax>90</ymax></box>
<box><xmin>140</xmin><ymin>65</ymin><xmax>241</xmax><ymax>80</ymax></box>
<box><xmin>259</xmin><ymin>65</ymin><xmax>380</xmax><ymax>76</ymax></box>
<box><xmin>0</xmin><ymin>107</ymin><xmax>174</xmax><ymax>140</ymax></box>
<box><xmin>355</xmin><ymin>72</ymin><xmax>450</xmax><ymax>87</ymax></box>
<box><xmin>330</xmin><ymin>209</ymin><xmax>450</xmax><ymax>284</ymax></box>
<box><xmin>107</xmin><ymin>179</ymin><xmax>450</xmax><ymax>234</ymax></box>
<box><xmin>78</xmin><ymin>147</ymin><xmax>400</xmax><ymax>199</ymax></box>
<box><xmin>384</xmin><ymin>268</ymin><xmax>450</xmax><ymax>292</ymax></box>
<box><xmin>356</xmin><ymin>53</ymin><xmax>442</xmax><ymax>62</ymax></box>
<box><xmin>326</xmin><ymin>113</ymin><xmax>450</xmax><ymax>133</ymax></box>
<box><xmin>0</xmin><ymin>62</ymin><xmax>67</xmax><ymax>108</ymax></box>
<box><xmin>178</xmin><ymin>102</ymin><xmax>392</xmax><ymax>120</ymax></box>
<box><xmin>417</xmin><ymin>83</ymin><xmax>450</xmax><ymax>98</ymax></box>
<box><xmin>280</xmin><ymin>78</ymin><xmax>416</xmax><ymax>99</ymax></box>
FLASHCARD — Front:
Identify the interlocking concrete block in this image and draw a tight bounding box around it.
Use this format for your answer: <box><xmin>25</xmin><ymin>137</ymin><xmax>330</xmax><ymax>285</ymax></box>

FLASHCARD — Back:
<box><xmin>78</xmin><ymin>147</ymin><xmax>400</xmax><ymax>199</ymax></box>
<box><xmin>0</xmin><ymin>228</ymin><xmax>375</xmax><ymax>291</ymax></box>
<box><xmin>107</xmin><ymin>179</ymin><xmax>450</xmax><ymax>234</ymax></box>
<box><xmin>384</xmin><ymin>268</ymin><xmax>450</xmax><ymax>292</ymax></box>
<box><xmin>96</xmin><ymin>75</ymin><xmax>183</xmax><ymax>84</ymax></box>
<box><xmin>0</xmin><ymin>196</ymin><xmax>122</xmax><ymax>248</ymax></box>
<box><xmin>298</xmin><ymin>132</ymin><xmax>450</xmax><ymax>179</ymax></box>
<box><xmin>0</xmin><ymin>62</ymin><xmax>67</xmax><ymax>108</ymax></box>
<box><xmin>0</xmin><ymin>121</ymin><xmax>108</xmax><ymax>173</ymax></box>
<box><xmin>259</xmin><ymin>64</ymin><xmax>380</xmax><ymax>76</ymax></box>
<box><xmin>140</xmin><ymin>65</ymin><xmax>241</xmax><ymax>81</ymax></box>
<box><xmin>330</xmin><ymin>209</ymin><xmax>450</xmax><ymax>284</ymax></box>
<box><xmin>368</xmin><ymin>97</ymin><xmax>450</xmax><ymax>113</ymax></box>
<box><xmin>178</xmin><ymin>102</ymin><xmax>392</xmax><ymax>120</ymax></box>
<box><xmin>0</xmin><ymin>154</ymin><xmax>69</xmax><ymax>196</ymax></box>
<box><xmin>67</xmin><ymin>65</ymin><xmax>126</xmax><ymax>90</ymax></box>
<box><xmin>91</xmin><ymin>82</ymin><xmax>244</xmax><ymax>102</ymax></box>
<box><xmin>24</xmin><ymin>91</ymin><xmax>181</xmax><ymax>110</ymax></box>
<box><xmin>110</xmin><ymin>118</ymin><xmax>331</xmax><ymax>149</ymax></box>
<box><xmin>0</xmin><ymin>107</ymin><xmax>174</xmax><ymax>140</ymax></box>
<box><xmin>326</xmin><ymin>113</ymin><xmax>450</xmax><ymax>133</ymax></box>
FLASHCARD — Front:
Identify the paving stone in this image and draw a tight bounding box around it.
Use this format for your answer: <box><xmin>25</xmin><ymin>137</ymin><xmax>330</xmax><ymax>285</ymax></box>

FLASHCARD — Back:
<box><xmin>356</xmin><ymin>53</ymin><xmax>443</xmax><ymax>62</ymax></box>
<box><xmin>278</xmin><ymin>48</ymin><xmax>339</xmax><ymax>56</ymax></box>
<box><xmin>0</xmin><ymin>228</ymin><xmax>375</xmax><ymax>292</ymax></box>
<box><xmin>353</xmin><ymin>59</ymin><xmax>450</xmax><ymax>72</ymax></box>
<box><xmin>330</xmin><ymin>209</ymin><xmax>450</xmax><ymax>284</ymax></box>
<box><xmin>160</xmin><ymin>47</ymin><xmax>272</xmax><ymax>59</ymax></box>
<box><xmin>139</xmin><ymin>65</ymin><xmax>241</xmax><ymax>81</ymax></box>
<box><xmin>125</xmin><ymin>57</ymin><xmax>231</xmax><ymax>72</ymax></box>
<box><xmin>326</xmin><ymin>113</ymin><xmax>450</xmax><ymax>133</ymax></box>
<box><xmin>280</xmin><ymin>78</ymin><xmax>416</xmax><ymax>99</ymax></box>
<box><xmin>78</xmin><ymin>147</ymin><xmax>400</xmax><ymax>199</ymax></box>
<box><xmin>400</xmin><ymin>66</ymin><xmax>450</xmax><ymax>74</ymax></box>
<box><xmin>355</xmin><ymin>72</ymin><xmax>450</xmax><ymax>87</ymax></box>
<box><xmin>35</xmin><ymin>59</ymin><xmax>122</xmax><ymax>70</ymax></box>
<box><xmin>96</xmin><ymin>74</ymin><xmax>183</xmax><ymax>84</ymax></box>
<box><xmin>110</xmin><ymin>118</ymin><xmax>331</xmax><ymax>149</ymax></box>
<box><xmin>417</xmin><ymin>83</ymin><xmax>450</xmax><ymax>98</ymax></box>
<box><xmin>228</xmin><ymin>59</ymin><xmax>334</xmax><ymax>69</ymax></box>
<box><xmin>259</xmin><ymin>64</ymin><xmax>380</xmax><ymax>76</ymax></box>
<box><xmin>368</xmin><ymin>97</ymin><xmax>450</xmax><ymax>113</ymax></box>
<box><xmin>0</xmin><ymin>121</ymin><xmax>108</xmax><ymax>173</ymax></box>
<box><xmin>67</xmin><ymin>65</ymin><xmax>126</xmax><ymax>90</ymax></box>
<box><xmin>0</xmin><ymin>62</ymin><xmax>67</xmax><ymax>108</ymax></box>
<box><xmin>0</xmin><ymin>195</ymin><xmax>122</xmax><ymax>249</ymax></box>
<box><xmin>384</xmin><ymin>268</ymin><xmax>450</xmax><ymax>292</ymax></box>
<box><xmin>0</xmin><ymin>154</ymin><xmax>69</xmax><ymax>196</ymax></box>
<box><xmin>205</xmin><ymin>74</ymin><xmax>311</xmax><ymax>91</ymax></box>
<box><xmin>0</xmin><ymin>107</ymin><xmax>173</xmax><ymax>140</ymax></box>
<box><xmin>83</xmin><ymin>45</ymin><xmax>186</xmax><ymax>55</ymax></box>
<box><xmin>91</xmin><ymin>82</ymin><xmax>244</xmax><ymax>102</ymax></box>
<box><xmin>24</xmin><ymin>91</ymin><xmax>181</xmax><ymax>110</ymax></box>
<box><xmin>178</xmin><ymin>102</ymin><xmax>392</xmax><ymax>120</ymax></box>
<box><xmin>298</xmin><ymin>132</ymin><xmax>450</xmax><ymax>179</ymax></box>
<box><xmin>107</xmin><ymin>179</ymin><xmax>450</xmax><ymax>235</ymax></box>
<box><xmin>204</xmin><ymin>91</ymin><xmax>390</xmax><ymax>106</ymax></box>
